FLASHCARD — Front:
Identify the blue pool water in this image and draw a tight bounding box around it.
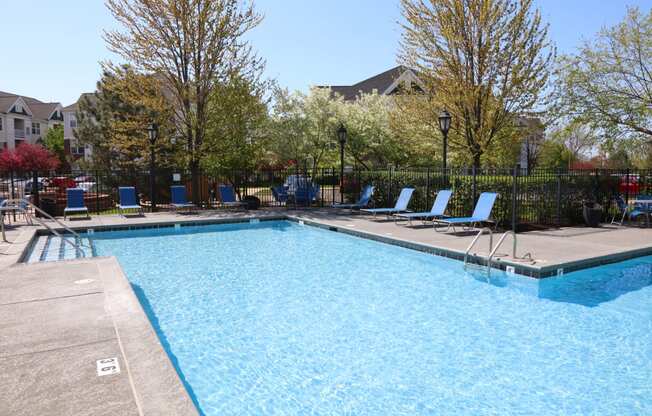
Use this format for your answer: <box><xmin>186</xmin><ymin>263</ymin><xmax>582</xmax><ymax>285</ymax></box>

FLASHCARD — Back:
<box><xmin>90</xmin><ymin>221</ymin><xmax>652</xmax><ymax>415</ymax></box>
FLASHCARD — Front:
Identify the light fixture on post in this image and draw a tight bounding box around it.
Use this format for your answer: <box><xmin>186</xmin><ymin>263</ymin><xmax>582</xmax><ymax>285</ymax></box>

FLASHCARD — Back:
<box><xmin>438</xmin><ymin>110</ymin><xmax>451</xmax><ymax>172</ymax></box>
<box><xmin>147</xmin><ymin>122</ymin><xmax>159</xmax><ymax>212</ymax></box>
<box><xmin>337</xmin><ymin>123</ymin><xmax>347</xmax><ymax>204</ymax></box>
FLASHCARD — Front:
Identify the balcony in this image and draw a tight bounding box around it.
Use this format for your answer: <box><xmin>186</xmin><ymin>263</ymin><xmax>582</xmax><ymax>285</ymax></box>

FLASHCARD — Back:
<box><xmin>14</xmin><ymin>129</ymin><xmax>25</xmax><ymax>139</ymax></box>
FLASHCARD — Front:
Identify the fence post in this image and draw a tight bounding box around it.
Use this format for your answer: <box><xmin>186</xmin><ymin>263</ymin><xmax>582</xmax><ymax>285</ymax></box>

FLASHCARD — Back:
<box><xmin>425</xmin><ymin>167</ymin><xmax>431</xmax><ymax>208</ymax></box>
<box><xmin>625</xmin><ymin>168</ymin><xmax>630</xmax><ymax>204</ymax></box>
<box><xmin>472</xmin><ymin>165</ymin><xmax>477</xmax><ymax>205</ymax></box>
<box><xmin>95</xmin><ymin>170</ymin><xmax>100</xmax><ymax>214</ymax></box>
<box><xmin>10</xmin><ymin>170</ymin><xmax>16</xmax><ymax>221</ymax></box>
<box><xmin>388</xmin><ymin>165</ymin><xmax>393</xmax><ymax>205</ymax></box>
<box><xmin>511</xmin><ymin>165</ymin><xmax>518</xmax><ymax>233</ymax></box>
<box><xmin>556</xmin><ymin>170</ymin><xmax>561</xmax><ymax>227</ymax></box>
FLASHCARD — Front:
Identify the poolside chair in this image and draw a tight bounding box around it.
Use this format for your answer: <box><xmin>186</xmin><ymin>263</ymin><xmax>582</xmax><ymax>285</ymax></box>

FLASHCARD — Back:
<box><xmin>292</xmin><ymin>183</ymin><xmax>320</xmax><ymax>207</ymax></box>
<box><xmin>331</xmin><ymin>185</ymin><xmax>375</xmax><ymax>212</ymax></box>
<box><xmin>218</xmin><ymin>185</ymin><xmax>246</xmax><ymax>209</ymax></box>
<box><xmin>170</xmin><ymin>185</ymin><xmax>196</xmax><ymax>213</ymax></box>
<box><xmin>433</xmin><ymin>192</ymin><xmax>498</xmax><ymax>232</ymax></box>
<box><xmin>271</xmin><ymin>185</ymin><xmax>289</xmax><ymax>205</ymax></box>
<box><xmin>394</xmin><ymin>189</ymin><xmax>452</xmax><ymax>226</ymax></box>
<box><xmin>118</xmin><ymin>187</ymin><xmax>144</xmax><ymax>217</ymax></box>
<box><xmin>360</xmin><ymin>187</ymin><xmax>415</xmax><ymax>219</ymax></box>
<box><xmin>64</xmin><ymin>188</ymin><xmax>90</xmax><ymax>220</ymax></box>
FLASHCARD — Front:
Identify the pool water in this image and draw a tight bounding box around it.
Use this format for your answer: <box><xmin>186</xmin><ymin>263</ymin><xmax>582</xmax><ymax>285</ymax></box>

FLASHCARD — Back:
<box><xmin>90</xmin><ymin>220</ymin><xmax>652</xmax><ymax>415</ymax></box>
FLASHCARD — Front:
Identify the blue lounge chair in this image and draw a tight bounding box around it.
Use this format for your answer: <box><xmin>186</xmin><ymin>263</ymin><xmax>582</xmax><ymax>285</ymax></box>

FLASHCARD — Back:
<box><xmin>360</xmin><ymin>187</ymin><xmax>415</xmax><ymax>219</ymax></box>
<box><xmin>64</xmin><ymin>188</ymin><xmax>89</xmax><ymax>220</ymax></box>
<box><xmin>118</xmin><ymin>187</ymin><xmax>144</xmax><ymax>217</ymax></box>
<box><xmin>218</xmin><ymin>185</ymin><xmax>246</xmax><ymax>209</ymax></box>
<box><xmin>293</xmin><ymin>183</ymin><xmax>320</xmax><ymax>207</ymax></box>
<box><xmin>331</xmin><ymin>185</ymin><xmax>375</xmax><ymax>212</ymax></box>
<box><xmin>271</xmin><ymin>185</ymin><xmax>289</xmax><ymax>205</ymax></box>
<box><xmin>394</xmin><ymin>189</ymin><xmax>452</xmax><ymax>225</ymax></box>
<box><xmin>433</xmin><ymin>192</ymin><xmax>498</xmax><ymax>232</ymax></box>
<box><xmin>170</xmin><ymin>185</ymin><xmax>196</xmax><ymax>213</ymax></box>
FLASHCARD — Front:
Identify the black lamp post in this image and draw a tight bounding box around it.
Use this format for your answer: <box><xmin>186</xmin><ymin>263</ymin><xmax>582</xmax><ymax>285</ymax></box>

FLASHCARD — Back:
<box><xmin>148</xmin><ymin>122</ymin><xmax>158</xmax><ymax>212</ymax></box>
<box><xmin>337</xmin><ymin>123</ymin><xmax>347</xmax><ymax>204</ymax></box>
<box><xmin>438</xmin><ymin>110</ymin><xmax>451</xmax><ymax>171</ymax></box>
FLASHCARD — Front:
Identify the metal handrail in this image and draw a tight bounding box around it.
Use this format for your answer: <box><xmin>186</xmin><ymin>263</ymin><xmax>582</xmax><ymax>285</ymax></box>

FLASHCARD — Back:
<box><xmin>1</xmin><ymin>199</ymin><xmax>89</xmax><ymax>257</ymax></box>
<box><xmin>486</xmin><ymin>231</ymin><xmax>517</xmax><ymax>277</ymax></box>
<box><xmin>485</xmin><ymin>231</ymin><xmax>533</xmax><ymax>276</ymax></box>
<box><xmin>463</xmin><ymin>227</ymin><xmax>493</xmax><ymax>268</ymax></box>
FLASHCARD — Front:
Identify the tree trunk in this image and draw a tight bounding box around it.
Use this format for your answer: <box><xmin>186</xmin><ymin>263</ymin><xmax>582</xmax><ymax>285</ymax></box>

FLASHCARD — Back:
<box><xmin>472</xmin><ymin>152</ymin><xmax>482</xmax><ymax>169</ymax></box>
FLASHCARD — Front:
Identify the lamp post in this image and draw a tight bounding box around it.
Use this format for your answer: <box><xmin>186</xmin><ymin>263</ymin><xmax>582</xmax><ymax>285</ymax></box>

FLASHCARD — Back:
<box><xmin>438</xmin><ymin>110</ymin><xmax>451</xmax><ymax>172</ymax></box>
<box><xmin>148</xmin><ymin>122</ymin><xmax>158</xmax><ymax>212</ymax></box>
<box><xmin>337</xmin><ymin>123</ymin><xmax>347</xmax><ymax>204</ymax></box>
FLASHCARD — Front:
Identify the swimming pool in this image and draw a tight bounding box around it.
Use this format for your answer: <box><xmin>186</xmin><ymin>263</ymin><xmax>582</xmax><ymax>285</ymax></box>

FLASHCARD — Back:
<box><xmin>90</xmin><ymin>220</ymin><xmax>652</xmax><ymax>415</ymax></box>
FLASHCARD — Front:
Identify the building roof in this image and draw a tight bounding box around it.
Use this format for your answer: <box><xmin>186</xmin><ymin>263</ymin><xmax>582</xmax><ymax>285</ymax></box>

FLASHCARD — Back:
<box><xmin>0</xmin><ymin>90</ymin><xmax>62</xmax><ymax>119</ymax></box>
<box><xmin>28</xmin><ymin>102</ymin><xmax>61</xmax><ymax>120</ymax></box>
<box><xmin>63</xmin><ymin>93</ymin><xmax>96</xmax><ymax>112</ymax></box>
<box><xmin>318</xmin><ymin>65</ymin><xmax>417</xmax><ymax>101</ymax></box>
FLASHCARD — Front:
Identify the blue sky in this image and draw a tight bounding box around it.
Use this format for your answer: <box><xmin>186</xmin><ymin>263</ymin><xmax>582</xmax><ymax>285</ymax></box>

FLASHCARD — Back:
<box><xmin>1</xmin><ymin>0</ymin><xmax>651</xmax><ymax>105</ymax></box>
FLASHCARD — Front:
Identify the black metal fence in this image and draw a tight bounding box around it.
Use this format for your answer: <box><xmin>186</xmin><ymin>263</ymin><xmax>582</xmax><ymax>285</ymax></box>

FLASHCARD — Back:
<box><xmin>1</xmin><ymin>167</ymin><xmax>650</xmax><ymax>230</ymax></box>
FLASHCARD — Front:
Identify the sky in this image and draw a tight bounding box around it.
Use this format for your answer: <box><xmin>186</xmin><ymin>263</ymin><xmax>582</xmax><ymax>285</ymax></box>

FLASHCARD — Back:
<box><xmin>1</xmin><ymin>0</ymin><xmax>651</xmax><ymax>106</ymax></box>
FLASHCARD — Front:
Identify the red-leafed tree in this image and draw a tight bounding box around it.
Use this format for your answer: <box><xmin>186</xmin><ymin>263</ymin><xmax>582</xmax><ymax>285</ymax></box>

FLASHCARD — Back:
<box><xmin>14</xmin><ymin>143</ymin><xmax>60</xmax><ymax>172</ymax></box>
<box><xmin>0</xmin><ymin>148</ymin><xmax>23</xmax><ymax>173</ymax></box>
<box><xmin>0</xmin><ymin>144</ymin><xmax>59</xmax><ymax>207</ymax></box>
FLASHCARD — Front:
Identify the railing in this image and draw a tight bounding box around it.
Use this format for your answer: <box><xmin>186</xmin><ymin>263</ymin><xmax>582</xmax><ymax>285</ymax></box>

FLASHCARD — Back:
<box><xmin>0</xmin><ymin>198</ymin><xmax>89</xmax><ymax>257</ymax></box>
<box><xmin>463</xmin><ymin>227</ymin><xmax>493</xmax><ymax>268</ymax></box>
<box><xmin>1</xmin><ymin>167</ymin><xmax>650</xmax><ymax>228</ymax></box>
<box><xmin>13</xmin><ymin>129</ymin><xmax>25</xmax><ymax>138</ymax></box>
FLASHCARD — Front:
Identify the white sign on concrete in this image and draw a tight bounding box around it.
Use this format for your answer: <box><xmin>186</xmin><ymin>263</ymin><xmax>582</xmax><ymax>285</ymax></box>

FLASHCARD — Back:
<box><xmin>96</xmin><ymin>357</ymin><xmax>121</xmax><ymax>376</ymax></box>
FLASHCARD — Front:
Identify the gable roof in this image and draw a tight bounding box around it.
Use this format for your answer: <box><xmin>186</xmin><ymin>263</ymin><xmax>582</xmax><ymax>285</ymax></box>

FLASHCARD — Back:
<box><xmin>28</xmin><ymin>102</ymin><xmax>62</xmax><ymax>120</ymax></box>
<box><xmin>0</xmin><ymin>90</ymin><xmax>62</xmax><ymax>119</ymax></box>
<box><xmin>63</xmin><ymin>93</ymin><xmax>96</xmax><ymax>112</ymax></box>
<box><xmin>318</xmin><ymin>66</ymin><xmax>422</xmax><ymax>101</ymax></box>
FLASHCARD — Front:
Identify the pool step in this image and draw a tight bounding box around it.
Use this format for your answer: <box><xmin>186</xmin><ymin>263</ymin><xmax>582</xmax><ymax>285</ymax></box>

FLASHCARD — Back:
<box><xmin>27</xmin><ymin>235</ymin><xmax>93</xmax><ymax>263</ymax></box>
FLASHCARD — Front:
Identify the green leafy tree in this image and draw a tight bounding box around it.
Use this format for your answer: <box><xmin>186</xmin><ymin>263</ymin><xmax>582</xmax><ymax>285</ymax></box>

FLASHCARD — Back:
<box><xmin>43</xmin><ymin>124</ymin><xmax>67</xmax><ymax>170</ymax></box>
<box><xmin>399</xmin><ymin>0</ymin><xmax>554</xmax><ymax>168</ymax></box>
<box><xmin>553</xmin><ymin>7</ymin><xmax>652</xmax><ymax>143</ymax></box>
<box><xmin>538</xmin><ymin>140</ymin><xmax>573</xmax><ymax>170</ymax></box>
<box><xmin>75</xmin><ymin>64</ymin><xmax>179</xmax><ymax>171</ymax></box>
<box><xmin>268</xmin><ymin>87</ymin><xmax>342</xmax><ymax>169</ymax></box>
<box><xmin>105</xmin><ymin>0</ymin><xmax>263</xmax><ymax>203</ymax></box>
<box><xmin>201</xmin><ymin>75</ymin><xmax>270</xmax><ymax>178</ymax></box>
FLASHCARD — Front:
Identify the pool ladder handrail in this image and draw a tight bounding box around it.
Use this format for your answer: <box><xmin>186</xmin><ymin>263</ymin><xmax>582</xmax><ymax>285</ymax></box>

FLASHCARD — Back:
<box><xmin>1</xmin><ymin>198</ymin><xmax>89</xmax><ymax>258</ymax></box>
<box><xmin>485</xmin><ymin>231</ymin><xmax>533</xmax><ymax>277</ymax></box>
<box><xmin>463</xmin><ymin>227</ymin><xmax>493</xmax><ymax>268</ymax></box>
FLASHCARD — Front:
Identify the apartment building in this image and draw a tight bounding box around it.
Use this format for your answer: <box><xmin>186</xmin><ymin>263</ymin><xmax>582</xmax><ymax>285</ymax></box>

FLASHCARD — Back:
<box><xmin>62</xmin><ymin>93</ymin><xmax>94</xmax><ymax>161</ymax></box>
<box><xmin>0</xmin><ymin>90</ymin><xmax>64</xmax><ymax>150</ymax></box>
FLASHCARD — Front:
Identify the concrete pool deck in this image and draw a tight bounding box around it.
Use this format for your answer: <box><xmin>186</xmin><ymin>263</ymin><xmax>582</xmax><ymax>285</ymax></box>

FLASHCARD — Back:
<box><xmin>1</xmin><ymin>208</ymin><xmax>651</xmax><ymax>414</ymax></box>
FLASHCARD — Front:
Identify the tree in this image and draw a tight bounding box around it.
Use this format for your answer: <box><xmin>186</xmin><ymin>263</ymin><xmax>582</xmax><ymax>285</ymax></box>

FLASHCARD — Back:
<box><xmin>267</xmin><ymin>87</ymin><xmax>342</xmax><ymax>170</ymax></box>
<box><xmin>537</xmin><ymin>140</ymin><xmax>573</xmax><ymax>170</ymax></box>
<box><xmin>0</xmin><ymin>144</ymin><xmax>59</xmax><ymax>206</ymax></box>
<box><xmin>201</xmin><ymin>75</ymin><xmax>270</xmax><ymax>179</ymax></box>
<box><xmin>549</xmin><ymin>121</ymin><xmax>598</xmax><ymax>164</ymax></box>
<box><xmin>76</xmin><ymin>64</ymin><xmax>178</xmax><ymax>171</ymax></box>
<box><xmin>552</xmin><ymin>7</ymin><xmax>652</xmax><ymax>143</ymax></box>
<box><xmin>399</xmin><ymin>0</ymin><xmax>554</xmax><ymax>168</ymax></box>
<box><xmin>105</xmin><ymin>0</ymin><xmax>263</xmax><ymax>203</ymax></box>
<box><xmin>43</xmin><ymin>125</ymin><xmax>67</xmax><ymax>170</ymax></box>
<box><xmin>338</xmin><ymin>92</ymin><xmax>403</xmax><ymax>168</ymax></box>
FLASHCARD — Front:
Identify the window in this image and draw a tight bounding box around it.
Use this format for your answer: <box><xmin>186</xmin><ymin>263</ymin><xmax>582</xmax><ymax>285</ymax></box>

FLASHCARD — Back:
<box><xmin>0</xmin><ymin>117</ymin><xmax>3</xmax><ymax>131</ymax></box>
<box><xmin>69</xmin><ymin>115</ymin><xmax>77</xmax><ymax>128</ymax></box>
<box><xmin>31</xmin><ymin>122</ymin><xmax>40</xmax><ymax>135</ymax></box>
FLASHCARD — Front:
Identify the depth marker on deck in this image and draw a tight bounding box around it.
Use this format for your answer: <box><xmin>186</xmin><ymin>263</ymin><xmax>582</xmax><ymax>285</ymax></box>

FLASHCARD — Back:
<box><xmin>96</xmin><ymin>357</ymin><xmax>120</xmax><ymax>376</ymax></box>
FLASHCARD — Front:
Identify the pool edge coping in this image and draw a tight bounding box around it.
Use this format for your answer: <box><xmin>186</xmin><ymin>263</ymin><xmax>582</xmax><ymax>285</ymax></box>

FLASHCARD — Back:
<box><xmin>16</xmin><ymin>213</ymin><xmax>652</xmax><ymax>278</ymax></box>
